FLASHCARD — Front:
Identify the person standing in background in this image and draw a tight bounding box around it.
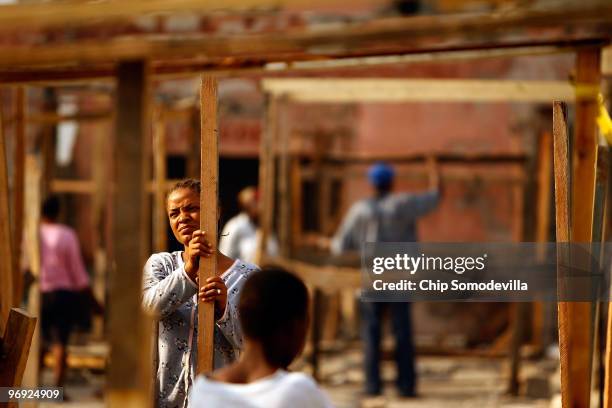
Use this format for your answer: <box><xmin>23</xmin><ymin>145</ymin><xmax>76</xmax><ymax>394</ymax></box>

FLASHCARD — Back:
<box><xmin>331</xmin><ymin>159</ymin><xmax>441</xmax><ymax>397</ymax></box>
<box><xmin>35</xmin><ymin>195</ymin><xmax>101</xmax><ymax>390</ymax></box>
<box><xmin>219</xmin><ymin>186</ymin><xmax>278</xmax><ymax>264</ymax></box>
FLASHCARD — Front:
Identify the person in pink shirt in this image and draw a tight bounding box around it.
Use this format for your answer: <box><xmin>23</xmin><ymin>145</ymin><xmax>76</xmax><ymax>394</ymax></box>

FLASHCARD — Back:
<box><xmin>37</xmin><ymin>195</ymin><xmax>99</xmax><ymax>389</ymax></box>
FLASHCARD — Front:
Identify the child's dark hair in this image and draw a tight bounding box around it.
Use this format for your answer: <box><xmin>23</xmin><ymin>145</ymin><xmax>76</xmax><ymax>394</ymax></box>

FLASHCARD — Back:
<box><xmin>168</xmin><ymin>178</ymin><xmax>201</xmax><ymax>196</ymax></box>
<box><xmin>238</xmin><ymin>267</ymin><xmax>309</xmax><ymax>368</ymax></box>
<box><xmin>42</xmin><ymin>195</ymin><xmax>61</xmax><ymax>220</ymax></box>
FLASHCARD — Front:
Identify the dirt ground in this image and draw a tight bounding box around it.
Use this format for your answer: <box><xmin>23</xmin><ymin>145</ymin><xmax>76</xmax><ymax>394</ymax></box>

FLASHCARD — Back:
<box><xmin>38</xmin><ymin>344</ymin><xmax>555</xmax><ymax>408</ymax></box>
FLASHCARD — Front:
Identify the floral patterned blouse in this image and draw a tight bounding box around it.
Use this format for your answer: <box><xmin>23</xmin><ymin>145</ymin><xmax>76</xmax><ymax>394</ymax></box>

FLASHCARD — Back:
<box><xmin>142</xmin><ymin>251</ymin><xmax>258</xmax><ymax>408</ymax></box>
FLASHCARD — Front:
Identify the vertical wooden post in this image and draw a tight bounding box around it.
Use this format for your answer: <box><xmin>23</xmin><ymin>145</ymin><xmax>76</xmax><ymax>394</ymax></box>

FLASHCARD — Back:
<box><xmin>12</xmin><ymin>86</ymin><xmax>25</xmax><ymax>306</ymax></box>
<box><xmin>559</xmin><ymin>49</ymin><xmax>601</xmax><ymax>408</ymax></box>
<box><xmin>258</xmin><ymin>95</ymin><xmax>278</xmax><ymax>265</ymax></box>
<box><xmin>278</xmin><ymin>109</ymin><xmax>291</xmax><ymax>258</ymax></box>
<box><xmin>533</xmin><ymin>131</ymin><xmax>553</xmax><ymax>349</ymax></box>
<box><xmin>21</xmin><ymin>154</ymin><xmax>42</xmax><ymax>396</ymax></box>
<box><xmin>153</xmin><ymin>106</ymin><xmax>168</xmax><ymax>253</ymax></box>
<box><xmin>108</xmin><ymin>60</ymin><xmax>152</xmax><ymax>407</ymax></box>
<box><xmin>0</xmin><ymin>102</ymin><xmax>14</xmax><ymax>334</ymax></box>
<box><xmin>290</xmin><ymin>157</ymin><xmax>302</xmax><ymax>250</ymax></box>
<box><xmin>198</xmin><ymin>76</ymin><xmax>219</xmax><ymax>374</ymax></box>
<box><xmin>91</xmin><ymin>116</ymin><xmax>108</xmax><ymax>340</ymax></box>
<box><xmin>591</xmin><ymin>139</ymin><xmax>608</xmax><ymax>408</ymax></box>
<box><xmin>553</xmin><ymin>101</ymin><xmax>572</xmax><ymax>408</ymax></box>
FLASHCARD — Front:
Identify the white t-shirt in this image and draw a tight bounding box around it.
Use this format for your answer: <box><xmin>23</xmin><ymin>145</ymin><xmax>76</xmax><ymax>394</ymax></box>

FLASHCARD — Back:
<box><xmin>189</xmin><ymin>370</ymin><xmax>333</xmax><ymax>408</ymax></box>
<box><xmin>219</xmin><ymin>213</ymin><xmax>279</xmax><ymax>264</ymax></box>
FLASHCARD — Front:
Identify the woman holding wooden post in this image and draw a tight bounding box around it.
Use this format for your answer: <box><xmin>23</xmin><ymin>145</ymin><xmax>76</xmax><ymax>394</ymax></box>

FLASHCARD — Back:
<box><xmin>142</xmin><ymin>179</ymin><xmax>259</xmax><ymax>408</ymax></box>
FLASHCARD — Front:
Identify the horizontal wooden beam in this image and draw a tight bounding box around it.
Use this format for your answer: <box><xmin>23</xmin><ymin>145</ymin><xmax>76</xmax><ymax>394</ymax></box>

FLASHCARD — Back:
<box><xmin>0</xmin><ymin>5</ymin><xmax>610</xmax><ymax>70</ymax></box>
<box><xmin>300</xmin><ymin>164</ymin><xmax>526</xmax><ymax>184</ymax></box>
<box><xmin>0</xmin><ymin>44</ymin><xmax>592</xmax><ymax>85</ymax></box>
<box><xmin>0</xmin><ymin>0</ymin><xmax>383</xmax><ymax>32</ymax></box>
<box><xmin>305</xmin><ymin>151</ymin><xmax>528</xmax><ymax>163</ymax></box>
<box><xmin>269</xmin><ymin>256</ymin><xmax>361</xmax><ymax>292</ymax></box>
<box><xmin>262</xmin><ymin>78</ymin><xmax>593</xmax><ymax>103</ymax></box>
<box><xmin>50</xmin><ymin>179</ymin><xmax>97</xmax><ymax>194</ymax></box>
<box><xmin>27</xmin><ymin>111</ymin><xmax>113</xmax><ymax>124</ymax></box>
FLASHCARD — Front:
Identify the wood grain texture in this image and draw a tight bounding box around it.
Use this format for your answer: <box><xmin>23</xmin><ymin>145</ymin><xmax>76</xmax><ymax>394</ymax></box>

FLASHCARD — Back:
<box><xmin>553</xmin><ymin>101</ymin><xmax>572</xmax><ymax>408</ymax></box>
<box><xmin>198</xmin><ymin>76</ymin><xmax>219</xmax><ymax>374</ymax></box>
<box><xmin>564</xmin><ymin>49</ymin><xmax>601</xmax><ymax>408</ymax></box>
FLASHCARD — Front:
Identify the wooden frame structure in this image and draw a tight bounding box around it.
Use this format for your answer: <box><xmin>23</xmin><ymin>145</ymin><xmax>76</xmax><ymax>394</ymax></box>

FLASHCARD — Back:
<box><xmin>0</xmin><ymin>2</ymin><xmax>610</xmax><ymax>407</ymax></box>
<box><xmin>257</xmin><ymin>74</ymin><xmax>586</xmax><ymax>387</ymax></box>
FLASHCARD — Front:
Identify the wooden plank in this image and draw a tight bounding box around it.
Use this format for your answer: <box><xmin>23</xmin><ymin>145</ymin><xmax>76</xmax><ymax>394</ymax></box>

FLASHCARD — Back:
<box><xmin>278</xmin><ymin>103</ymin><xmax>291</xmax><ymax>258</ymax></box>
<box><xmin>26</xmin><ymin>111</ymin><xmax>113</xmax><ymax>124</ymax></box>
<box><xmin>153</xmin><ymin>106</ymin><xmax>168</xmax><ymax>253</ymax></box>
<box><xmin>592</xmin><ymin>140</ymin><xmax>608</xmax><ymax>408</ymax></box>
<box><xmin>91</xmin><ymin>115</ymin><xmax>108</xmax><ymax>340</ymax></box>
<box><xmin>197</xmin><ymin>76</ymin><xmax>219</xmax><ymax>374</ymax></box>
<box><xmin>12</xmin><ymin>86</ymin><xmax>25</xmax><ymax>309</ymax></box>
<box><xmin>50</xmin><ymin>179</ymin><xmax>96</xmax><ymax>194</ymax></box>
<box><xmin>308</xmin><ymin>151</ymin><xmax>528</xmax><ymax>164</ymax></box>
<box><xmin>0</xmin><ymin>45</ymin><xmax>589</xmax><ymax>86</ymax></box>
<box><xmin>107</xmin><ymin>60</ymin><xmax>152</xmax><ymax>408</ymax></box>
<box><xmin>0</xmin><ymin>102</ymin><xmax>14</xmax><ymax>334</ymax></box>
<box><xmin>270</xmin><ymin>257</ymin><xmax>361</xmax><ymax>292</ymax></box>
<box><xmin>0</xmin><ymin>0</ymin><xmax>384</xmax><ymax>31</ymax></box>
<box><xmin>20</xmin><ymin>154</ymin><xmax>42</xmax><ymax>395</ymax></box>
<box><xmin>533</xmin><ymin>131</ymin><xmax>553</xmax><ymax>350</ymax></box>
<box><xmin>0</xmin><ymin>7</ymin><xmax>611</xmax><ymax>69</ymax></box>
<box><xmin>257</xmin><ymin>95</ymin><xmax>278</xmax><ymax>265</ymax></box>
<box><xmin>0</xmin><ymin>308</ymin><xmax>37</xmax><ymax>388</ymax></box>
<box><xmin>262</xmin><ymin>79</ymin><xmax>588</xmax><ymax>103</ymax></box>
<box><xmin>290</xmin><ymin>157</ymin><xmax>303</xmax><ymax>251</ymax></box>
<box><xmin>553</xmin><ymin>100</ymin><xmax>572</xmax><ymax>408</ymax></box>
<box><xmin>564</xmin><ymin>48</ymin><xmax>601</xmax><ymax>408</ymax></box>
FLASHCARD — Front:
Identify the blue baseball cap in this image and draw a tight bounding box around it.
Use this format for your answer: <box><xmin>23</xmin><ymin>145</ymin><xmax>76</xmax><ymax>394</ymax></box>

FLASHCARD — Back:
<box><xmin>368</xmin><ymin>162</ymin><xmax>395</xmax><ymax>187</ymax></box>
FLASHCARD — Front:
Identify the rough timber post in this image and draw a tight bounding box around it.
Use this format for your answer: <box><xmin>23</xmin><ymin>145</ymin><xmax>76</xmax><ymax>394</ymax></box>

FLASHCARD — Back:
<box><xmin>108</xmin><ymin>60</ymin><xmax>152</xmax><ymax>407</ymax></box>
<box><xmin>197</xmin><ymin>76</ymin><xmax>219</xmax><ymax>373</ymax></box>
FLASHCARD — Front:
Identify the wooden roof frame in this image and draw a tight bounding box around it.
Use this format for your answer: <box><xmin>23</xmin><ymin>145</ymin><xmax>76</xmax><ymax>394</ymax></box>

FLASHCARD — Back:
<box><xmin>0</xmin><ymin>2</ymin><xmax>610</xmax><ymax>407</ymax></box>
<box><xmin>0</xmin><ymin>1</ymin><xmax>610</xmax><ymax>84</ymax></box>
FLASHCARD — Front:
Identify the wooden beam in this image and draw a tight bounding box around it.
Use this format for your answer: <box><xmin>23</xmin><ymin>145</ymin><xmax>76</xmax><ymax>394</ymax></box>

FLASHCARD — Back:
<box><xmin>197</xmin><ymin>76</ymin><xmax>219</xmax><ymax>374</ymax></box>
<box><xmin>257</xmin><ymin>95</ymin><xmax>278</xmax><ymax>265</ymax></box>
<box><xmin>0</xmin><ymin>0</ymin><xmax>384</xmax><ymax>32</ymax></box>
<box><xmin>107</xmin><ymin>60</ymin><xmax>151</xmax><ymax>408</ymax></box>
<box><xmin>278</xmin><ymin>103</ymin><xmax>291</xmax><ymax>258</ymax></box>
<box><xmin>26</xmin><ymin>111</ymin><xmax>113</xmax><ymax>124</ymax></box>
<box><xmin>553</xmin><ymin>101</ymin><xmax>572</xmax><ymax>408</ymax></box>
<box><xmin>20</xmin><ymin>154</ymin><xmax>42</xmax><ymax>394</ymax></box>
<box><xmin>153</xmin><ymin>107</ymin><xmax>168</xmax><ymax>253</ymax></box>
<box><xmin>262</xmin><ymin>79</ymin><xmax>592</xmax><ymax>103</ymax></box>
<box><xmin>0</xmin><ymin>44</ymin><xmax>590</xmax><ymax>86</ymax></box>
<box><xmin>0</xmin><ymin>102</ymin><xmax>14</xmax><ymax>334</ymax></box>
<box><xmin>11</xmin><ymin>87</ymin><xmax>25</xmax><ymax>309</ymax></box>
<box><xmin>563</xmin><ymin>48</ymin><xmax>602</xmax><ymax>408</ymax></box>
<box><xmin>270</xmin><ymin>257</ymin><xmax>361</xmax><ymax>291</ymax></box>
<box><xmin>0</xmin><ymin>308</ymin><xmax>36</xmax><ymax>388</ymax></box>
<box><xmin>0</xmin><ymin>7</ymin><xmax>610</xmax><ymax>69</ymax></box>
<box><xmin>532</xmin><ymin>130</ymin><xmax>553</xmax><ymax>351</ymax></box>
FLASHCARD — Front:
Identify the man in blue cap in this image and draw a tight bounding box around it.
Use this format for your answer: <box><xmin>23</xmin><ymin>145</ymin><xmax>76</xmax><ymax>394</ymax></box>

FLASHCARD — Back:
<box><xmin>331</xmin><ymin>158</ymin><xmax>441</xmax><ymax>397</ymax></box>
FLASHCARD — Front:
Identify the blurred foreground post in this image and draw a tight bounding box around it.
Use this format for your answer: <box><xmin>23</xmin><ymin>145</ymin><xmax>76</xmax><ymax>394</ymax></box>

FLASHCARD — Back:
<box><xmin>108</xmin><ymin>60</ymin><xmax>152</xmax><ymax>407</ymax></box>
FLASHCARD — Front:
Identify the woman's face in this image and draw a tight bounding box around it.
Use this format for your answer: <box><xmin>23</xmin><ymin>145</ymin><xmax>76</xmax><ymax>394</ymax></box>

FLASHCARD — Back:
<box><xmin>167</xmin><ymin>188</ymin><xmax>200</xmax><ymax>246</ymax></box>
